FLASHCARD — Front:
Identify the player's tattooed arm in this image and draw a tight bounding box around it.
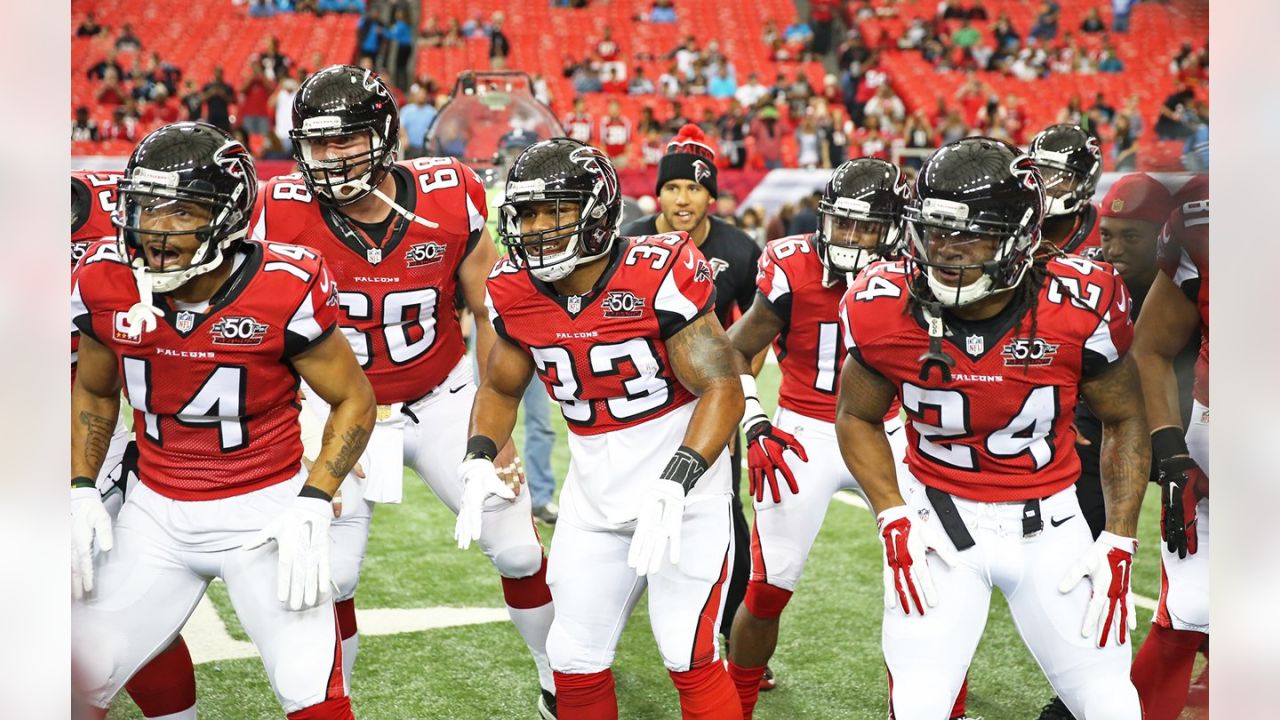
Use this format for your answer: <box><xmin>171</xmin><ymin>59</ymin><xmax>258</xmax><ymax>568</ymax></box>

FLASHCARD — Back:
<box><xmin>834</xmin><ymin>355</ymin><xmax>904</xmax><ymax>514</ymax></box>
<box><xmin>727</xmin><ymin>293</ymin><xmax>785</xmax><ymax>374</ymax></box>
<box><xmin>668</xmin><ymin>312</ymin><xmax>746</xmax><ymax>462</ymax></box>
<box><xmin>1131</xmin><ymin>271</ymin><xmax>1201</xmax><ymax>432</ymax></box>
<box><xmin>460</xmin><ymin>227</ymin><xmax>501</xmax><ymax>383</ymax></box>
<box><xmin>291</xmin><ymin>330</ymin><xmax>377</xmax><ymax>496</ymax></box>
<box><xmin>71</xmin><ymin>333</ymin><xmax>123</xmax><ymax>483</ymax></box>
<box><xmin>1081</xmin><ymin>353</ymin><xmax>1150</xmax><ymax>538</ymax></box>
<box><xmin>469</xmin><ymin>335</ymin><xmax>535</xmax><ymax>451</ymax></box>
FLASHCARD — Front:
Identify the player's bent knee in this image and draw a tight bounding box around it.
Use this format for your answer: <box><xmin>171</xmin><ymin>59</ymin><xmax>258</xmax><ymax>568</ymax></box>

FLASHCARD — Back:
<box><xmin>743</xmin><ymin>581</ymin><xmax>793</xmax><ymax>620</ymax></box>
<box><xmin>490</xmin><ymin>543</ymin><xmax>545</xmax><ymax>579</ymax></box>
<box><xmin>547</xmin><ymin>623</ymin><xmax>614</xmax><ymax>675</ymax></box>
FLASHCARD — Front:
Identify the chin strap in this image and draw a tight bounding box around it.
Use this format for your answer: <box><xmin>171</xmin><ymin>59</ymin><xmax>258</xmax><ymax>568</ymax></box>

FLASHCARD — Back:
<box><xmin>124</xmin><ymin>261</ymin><xmax>163</xmax><ymax>336</ymax></box>
<box><xmin>350</xmin><ymin>177</ymin><xmax>440</xmax><ymax>230</ymax></box>
<box><xmin>917</xmin><ymin>301</ymin><xmax>956</xmax><ymax>383</ymax></box>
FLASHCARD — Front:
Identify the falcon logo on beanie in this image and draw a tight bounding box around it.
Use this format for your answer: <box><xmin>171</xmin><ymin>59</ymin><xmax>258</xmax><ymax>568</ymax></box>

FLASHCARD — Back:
<box><xmin>656</xmin><ymin>123</ymin><xmax>719</xmax><ymax>198</ymax></box>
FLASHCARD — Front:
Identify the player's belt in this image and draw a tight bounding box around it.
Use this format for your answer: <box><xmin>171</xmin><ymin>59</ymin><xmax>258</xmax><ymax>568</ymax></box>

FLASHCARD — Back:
<box><xmin>924</xmin><ymin>486</ymin><xmax>976</xmax><ymax>551</ymax></box>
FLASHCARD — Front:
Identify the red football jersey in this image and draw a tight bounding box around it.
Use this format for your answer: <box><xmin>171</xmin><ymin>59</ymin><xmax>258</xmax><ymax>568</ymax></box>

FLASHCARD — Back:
<box><xmin>754</xmin><ymin>235</ymin><xmax>849</xmax><ymax>423</ymax></box>
<box><xmin>486</xmin><ymin>232</ymin><xmax>715</xmax><ymax>436</ymax></box>
<box><xmin>71</xmin><ymin>171</ymin><xmax>124</xmax><ymax>382</ymax></box>
<box><xmin>71</xmin><ymin>171</ymin><xmax>123</xmax><ymax>266</ymax></box>
<box><xmin>1158</xmin><ymin>176</ymin><xmax>1209</xmax><ymax>405</ymax></box>
<box><xmin>71</xmin><ymin>240</ymin><xmax>340</xmax><ymax>500</ymax></box>
<box><xmin>840</xmin><ymin>256</ymin><xmax>1133</xmax><ymax>502</ymax></box>
<box><xmin>600</xmin><ymin>116</ymin><xmax>632</xmax><ymax>157</ymax></box>
<box><xmin>251</xmin><ymin>157</ymin><xmax>487</xmax><ymax>404</ymax></box>
<box><xmin>563</xmin><ymin>113</ymin><xmax>594</xmax><ymax>144</ymax></box>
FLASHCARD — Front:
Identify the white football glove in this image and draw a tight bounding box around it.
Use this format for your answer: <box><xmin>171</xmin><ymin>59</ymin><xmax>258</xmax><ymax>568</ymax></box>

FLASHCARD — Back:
<box><xmin>877</xmin><ymin>505</ymin><xmax>958</xmax><ymax>616</ymax></box>
<box><xmin>454</xmin><ymin>457</ymin><xmax>516</xmax><ymax>550</ymax></box>
<box><xmin>1058</xmin><ymin>531</ymin><xmax>1138</xmax><ymax>647</ymax></box>
<box><xmin>70</xmin><ymin>486</ymin><xmax>113</xmax><ymax>600</ymax></box>
<box><xmin>627</xmin><ymin>479</ymin><xmax>686</xmax><ymax>577</ymax></box>
<box><xmin>242</xmin><ymin>495</ymin><xmax>333</xmax><ymax>611</ymax></box>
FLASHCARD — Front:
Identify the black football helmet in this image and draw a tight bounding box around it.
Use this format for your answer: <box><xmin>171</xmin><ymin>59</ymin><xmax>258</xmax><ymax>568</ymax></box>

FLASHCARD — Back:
<box><xmin>815</xmin><ymin>158</ymin><xmax>911</xmax><ymax>283</ymax></box>
<box><xmin>290</xmin><ymin>65</ymin><xmax>399</xmax><ymax>205</ymax></box>
<box><xmin>904</xmin><ymin>137</ymin><xmax>1044</xmax><ymax>307</ymax></box>
<box><xmin>499</xmin><ymin>138</ymin><xmax>623</xmax><ymax>283</ymax></box>
<box><xmin>113</xmin><ymin>121</ymin><xmax>257</xmax><ymax>294</ymax></box>
<box><xmin>1029</xmin><ymin>124</ymin><xmax>1101</xmax><ymax>218</ymax></box>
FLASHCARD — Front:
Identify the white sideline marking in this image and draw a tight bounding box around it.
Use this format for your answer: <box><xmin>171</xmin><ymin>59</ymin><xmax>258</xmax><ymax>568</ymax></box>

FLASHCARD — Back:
<box><xmin>829</xmin><ymin>491</ymin><xmax>1161</xmax><ymax>611</ymax></box>
<box><xmin>183</xmin><ymin>592</ymin><xmax>509</xmax><ymax>664</ymax></box>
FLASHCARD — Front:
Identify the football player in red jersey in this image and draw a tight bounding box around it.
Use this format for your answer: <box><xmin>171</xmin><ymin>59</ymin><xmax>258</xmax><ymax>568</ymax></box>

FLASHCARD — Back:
<box><xmin>70</xmin><ymin>122</ymin><xmax>375</xmax><ymax>719</ymax></box>
<box><xmin>251</xmin><ymin>65</ymin><xmax>556</xmax><ymax>713</ymax></box>
<box><xmin>1129</xmin><ymin>175</ymin><xmax>1210</xmax><ymax>720</ymax></box>
<box><xmin>467</xmin><ymin>138</ymin><xmax>744</xmax><ymax>720</ymax></box>
<box><xmin>722</xmin><ymin>158</ymin><xmax>911</xmax><ymax>718</ymax></box>
<box><xmin>73</xmin><ymin>169</ymin><xmax>202</xmax><ymax>720</ymax></box>
<box><xmin>835</xmin><ymin>138</ymin><xmax>1149</xmax><ymax>719</ymax></box>
<box><xmin>1030</xmin><ymin>124</ymin><xmax>1103</xmax><ymax>255</ymax></box>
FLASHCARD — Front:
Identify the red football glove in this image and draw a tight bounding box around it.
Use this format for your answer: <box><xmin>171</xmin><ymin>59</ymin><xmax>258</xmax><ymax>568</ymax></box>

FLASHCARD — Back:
<box><xmin>745</xmin><ymin>419</ymin><xmax>808</xmax><ymax>503</ymax></box>
<box><xmin>1158</xmin><ymin>455</ymin><xmax>1208</xmax><ymax>559</ymax></box>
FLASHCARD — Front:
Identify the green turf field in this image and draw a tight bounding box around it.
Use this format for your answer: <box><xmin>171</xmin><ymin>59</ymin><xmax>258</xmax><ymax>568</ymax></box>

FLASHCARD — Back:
<box><xmin>107</xmin><ymin>364</ymin><xmax>1171</xmax><ymax>720</ymax></box>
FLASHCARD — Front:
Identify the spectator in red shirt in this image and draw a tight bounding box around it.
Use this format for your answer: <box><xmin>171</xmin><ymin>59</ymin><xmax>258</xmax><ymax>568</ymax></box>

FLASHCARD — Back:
<box><xmin>141</xmin><ymin>85</ymin><xmax>182</xmax><ymax>126</ymax></box>
<box><xmin>100</xmin><ymin>106</ymin><xmax>139</xmax><ymax>142</ymax></box>
<box><xmin>239</xmin><ymin>63</ymin><xmax>274</xmax><ymax>141</ymax></box>
<box><xmin>563</xmin><ymin>97</ymin><xmax>594</xmax><ymax>144</ymax></box>
<box><xmin>595</xmin><ymin>26</ymin><xmax>625</xmax><ymax>79</ymax></box>
<box><xmin>810</xmin><ymin>0</ymin><xmax>838</xmax><ymax>55</ymax></box>
<box><xmin>749</xmin><ymin>105</ymin><xmax>785</xmax><ymax>169</ymax></box>
<box><xmin>95</xmin><ymin>68</ymin><xmax>128</xmax><ymax>109</ymax></box>
<box><xmin>599</xmin><ymin>100</ymin><xmax>633</xmax><ymax>167</ymax></box>
<box><xmin>601</xmin><ymin>67</ymin><xmax>628</xmax><ymax>95</ymax></box>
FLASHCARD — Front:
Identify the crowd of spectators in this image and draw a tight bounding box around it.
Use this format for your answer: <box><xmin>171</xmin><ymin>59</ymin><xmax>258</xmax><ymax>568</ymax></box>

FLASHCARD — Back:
<box><xmin>75</xmin><ymin>0</ymin><xmax>1207</xmax><ymax>176</ymax></box>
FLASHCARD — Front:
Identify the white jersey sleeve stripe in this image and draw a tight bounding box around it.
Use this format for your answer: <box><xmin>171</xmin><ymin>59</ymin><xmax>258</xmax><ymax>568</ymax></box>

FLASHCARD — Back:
<box><xmin>466</xmin><ymin>193</ymin><xmax>485</xmax><ymax>233</ymax></box>
<box><xmin>654</xmin><ymin>268</ymin><xmax>699</xmax><ymax>321</ymax></box>
<box><xmin>287</xmin><ymin>288</ymin><xmax>324</xmax><ymax>342</ymax></box>
<box><xmin>71</xmin><ymin>279</ymin><xmax>88</xmax><ymax>333</ymax></box>
<box><xmin>767</xmin><ymin>263</ymin><xmax>791</xmax><ymax>303</ymax></box>
<box><xmin>1172</xmin><ymin>246</ymin><xmax>1199</xmax><ymax>289</ymax></box>
<box><xmin>1085</xmin><ymin>313</ymin><xmax>1120</xmax><ymax>363</ymax></box>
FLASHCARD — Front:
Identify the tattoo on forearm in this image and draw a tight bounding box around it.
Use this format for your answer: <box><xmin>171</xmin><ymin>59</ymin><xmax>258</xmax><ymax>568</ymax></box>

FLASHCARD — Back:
<box><xmin>325</xmin><ymin>426</ymin><xmax>370</xmax><ymax>479</ymax></box>
<box><xmin>1099</xmin><ymin>420</ymin><xmax>1149</xmax><ymax>536</ymax></box>
<box><xmin>79</xmin><ymin>410</ymin><xmax>115</xmax><ymax>471</ymax></box>
<box><xmin>669</xmin><ymin>315</ymin><xmax>738</xmax><ymax>393</ymax></box>
<box><xmin>1083</xmin><ymin>355</ymin><xmax>1149</xmax><ymax>536</ymax></box>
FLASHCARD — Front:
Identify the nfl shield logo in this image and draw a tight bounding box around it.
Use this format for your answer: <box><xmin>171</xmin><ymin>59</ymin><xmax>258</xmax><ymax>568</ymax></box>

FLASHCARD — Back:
<box><xmin>567</xmin><ymin>295</ymin><xmax>582</xmax><ymax>313</ymax></box>
<box><xmin>366</xmin><ymin>247</ymin><xmax>383</xmax><ymax>264</ymax></box>
<box><xmin>176</xmin><ymin>311</ymin><xmax>195</xmax><ymax>333</ymax></box>
<box><xmin>965</xmin><ymin>334</ymin><xmax>984</xmax><ymax>356</ymax></box>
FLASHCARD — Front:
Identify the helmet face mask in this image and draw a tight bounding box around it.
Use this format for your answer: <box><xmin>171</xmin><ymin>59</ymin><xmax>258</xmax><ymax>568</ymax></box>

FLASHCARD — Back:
<box><xmin>113</xmin><ymin>122</ymin><xmax>256</xmax><ymax>294</ymax></box>
<box><xmin>503</xmin><ymin>196</ymin><xmax>590</xmax><ymax>282</ymax></box>
<box><xmin>500</xmin><ymin>139</ymin><xmax>623</xmax><ymax>285</ymax></box>
<box><xmin>904</xmin><ymin>137</ymin><xmax>1043</xmax><ymax>307</ymax></box>
<box><xmin>1029</xmin><ymin>124</ymin><xmax>1101</xmax><ymax>218</ymax></box>
<box><xmin>290</xmin><ymin>66</ymin><xmax>399</xmax><ymax>206</ymax></box>
<box><xmin>815</xmin><ymin>158</ymin><xmax>910</xmax><ymax>282</ymax></box>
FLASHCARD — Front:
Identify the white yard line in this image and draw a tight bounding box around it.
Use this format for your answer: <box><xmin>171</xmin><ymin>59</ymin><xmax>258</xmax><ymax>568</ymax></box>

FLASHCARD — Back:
<box><xmin>183</xmin><ymin>591</ymin><xmax>510</xmax><ymax>664</ymax></box>
<box><xmin>829</xmin><ymin>491</ymin><xmax>1161</xmax><ymax>611</ymax></box>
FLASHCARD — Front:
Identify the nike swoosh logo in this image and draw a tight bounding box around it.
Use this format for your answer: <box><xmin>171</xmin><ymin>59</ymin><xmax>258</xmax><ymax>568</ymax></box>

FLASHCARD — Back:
<box><xmin>449</xmin><ymin>385</ymin><xmax>466</xmax><ymax>394</ymax></box>
<box><xmin>1050</xmin><ymin>515</ymin><xmax>1075</xmax><ymax>528</ymax></box>
<box><xmin>887</xmin><ymin>426</ymin><xmax>902</xmax><ymax>437</ymax></box>
<box><xmin>684</xmin><ymin>250</ymin><xmax>695</xmax><ymax>269</ymax></box>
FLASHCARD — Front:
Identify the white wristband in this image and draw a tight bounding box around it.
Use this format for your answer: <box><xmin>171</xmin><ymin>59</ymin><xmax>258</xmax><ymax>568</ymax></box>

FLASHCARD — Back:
<box><xmin>740</xmin><ymin>374</ymin><xmax>769</xmax><ymax>431</ymax></box>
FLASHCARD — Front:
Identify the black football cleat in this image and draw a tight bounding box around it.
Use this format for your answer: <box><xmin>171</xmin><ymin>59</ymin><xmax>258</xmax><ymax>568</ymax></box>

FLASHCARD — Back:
<box><xmin>538</xmin><ymin>689</ymin><xmax>557</xmax><ymax>719</ymax></box>
<box><xmin>759</xmin><ymin>665</ymin><xmax>776</xmax><ymax>692</ymax></box>
<box><xmin>1036</xmin><ymin>696</ymin><xmax>1076</xmax><ymax>720</ymax></box>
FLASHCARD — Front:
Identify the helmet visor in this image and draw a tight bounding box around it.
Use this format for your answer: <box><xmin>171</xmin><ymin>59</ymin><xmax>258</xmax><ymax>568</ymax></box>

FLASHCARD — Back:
<box><xmin>115</xmin><ymin>187</ymin><xmax>228</xmax><ymax>273</ymax></box>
